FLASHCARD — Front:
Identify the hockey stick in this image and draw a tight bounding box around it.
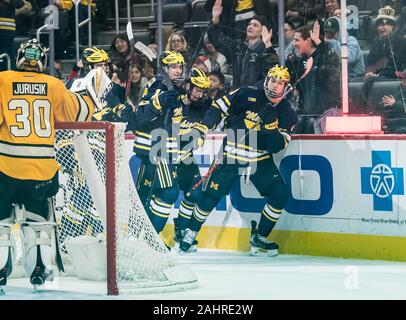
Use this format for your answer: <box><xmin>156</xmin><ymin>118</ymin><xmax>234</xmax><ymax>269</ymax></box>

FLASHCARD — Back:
<box><xmin>186</xmin><ymin>22</ymin><xmax>213</xmax><ymax>74</ymax></box>
<box><xmin>125</xmin><ymin>21</ymin><xmax>136</xmax><ymax>98</ymax></box>
<box><xmin>134</xmin><ymin>41</ymin><xmax>156</xmax><ymax>62</ymax></box>
<box><xmin>186</xmin><ymin>57</ymin><xmax>314</xmax><ymax>195</ymax></box>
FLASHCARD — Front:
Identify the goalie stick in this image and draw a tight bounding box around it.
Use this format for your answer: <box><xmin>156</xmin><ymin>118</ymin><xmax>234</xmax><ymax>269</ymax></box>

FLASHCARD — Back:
<box><xmin>186</xmin><ymin>57</ymin><xmax>315</xmax><ymax>195</ymax></box>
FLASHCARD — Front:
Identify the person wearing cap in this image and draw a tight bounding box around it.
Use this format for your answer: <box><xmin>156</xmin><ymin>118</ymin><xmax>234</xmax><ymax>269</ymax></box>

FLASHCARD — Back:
<box><xmin>365</xmin><ymin>6</ymin><xmax>398</xmax><ymax>78</ymax></box>
<box><xmin>377</xmin><ymin>68</ymin><xmax>406</xmax><ymax>133</ymax></box>
<box><xmin>208</xmin><ymin>0</ymin><xmax>279</xmax><ymax>89</ymax></box>
<box><xmin>324</xmin><ymin>16</ymin><xmax>365</xmax><ymax>78</ymax></box>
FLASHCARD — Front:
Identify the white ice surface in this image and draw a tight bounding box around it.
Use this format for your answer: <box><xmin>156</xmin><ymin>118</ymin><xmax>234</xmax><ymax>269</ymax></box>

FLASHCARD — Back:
<box><xmin>2</xmin><ymin>250</ymin><xmax>406</xmax><ymax>300</ymax></box>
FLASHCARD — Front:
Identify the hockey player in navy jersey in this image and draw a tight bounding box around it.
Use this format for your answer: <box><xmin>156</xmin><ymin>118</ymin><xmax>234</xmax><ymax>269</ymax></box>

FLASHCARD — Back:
<box><xmin>172</xmin><ymin>68</ymin><xmax>212</xmax><ymax>251</ymax></box>
<box><xmin>67</xmin><ymin>47</ymin><xmax>133</xmax><ymax>124</ymax></box>
<box><xmin>134</xmin><ymin>50</ymin><xmax>185</xmax><ymax>233</ymax></box>
<box><xmin>179</xmin><ymin>65</ymin><xmax>298</xmax><ymax>256</ymax></box>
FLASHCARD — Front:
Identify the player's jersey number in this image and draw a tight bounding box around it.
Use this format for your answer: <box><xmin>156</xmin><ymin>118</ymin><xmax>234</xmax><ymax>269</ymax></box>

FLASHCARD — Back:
<box><xmin>9</xmin><ymin>99</ymin><xmax>52</xmax><ymax>138</ymax></box>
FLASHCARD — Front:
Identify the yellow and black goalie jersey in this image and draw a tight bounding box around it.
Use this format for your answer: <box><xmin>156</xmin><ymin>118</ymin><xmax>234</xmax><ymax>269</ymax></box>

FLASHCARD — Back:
<box><xmin>0</xmin><ymin>70</ymin><xmax>95</xmax><ymax>181</ymax></box>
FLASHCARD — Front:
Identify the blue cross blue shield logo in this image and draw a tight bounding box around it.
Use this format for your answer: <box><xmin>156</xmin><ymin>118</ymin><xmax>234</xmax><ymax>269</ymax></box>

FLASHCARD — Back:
<box><xmin>361</xmin><ymin>151</ymin><xmax>404</xmax><ymax>211</ymax></box>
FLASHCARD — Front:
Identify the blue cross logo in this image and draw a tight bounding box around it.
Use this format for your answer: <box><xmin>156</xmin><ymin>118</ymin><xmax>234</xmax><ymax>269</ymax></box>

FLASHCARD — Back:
<box><xmin>361</xmin><ymin>151</ymin><xmax>404</xmax><ymax>211</ymax></box>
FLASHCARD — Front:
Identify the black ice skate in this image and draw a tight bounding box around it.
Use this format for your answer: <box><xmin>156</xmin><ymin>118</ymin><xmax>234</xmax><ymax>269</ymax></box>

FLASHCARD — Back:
<box><xmin>0</xmin><ymin>250</ymin><xmax>13</xmax><ymax>295</ymax></box>
<box><xmin>173</xmin><ymin>218</ymin><xmax>185</xmax><ymax>249</ymax></box>
<box><xmin>249</xmin><ymin>221</ymin><xmax>279</xmax><ymax>257</ymax></box>
<box><xmin>0</xmin><ymin>266</ymin><xmax>9</xmax><ymax>295</ymax></box>
<box><xmin>179</xmin><ymin>228</ymin><xmax>198</xmax><ymax>253</ymax></box>
<box><xmin>173</xmin><ymin>219</ymin><xmax>198</xmax><ymax>252</ymax></box>
<box><xmin>30</xmin><ymin>247</ymin><xmax>54</xmax><ymax>291</ymax></box>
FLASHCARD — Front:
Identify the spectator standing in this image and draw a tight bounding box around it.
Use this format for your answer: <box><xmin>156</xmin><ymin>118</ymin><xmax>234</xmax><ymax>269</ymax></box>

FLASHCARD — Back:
<box><xmin>208</xmin><ymin>0</ymin><xmax>279</xmax><ymax>89</ymax></box>
<box><xmin>204</xmin><ymin>0</ymin><xmax>275</xmax><ymax>39</ymax></box>
<box><xmin>324</xmin><ymin>16</ymin><xmax>365</xmax><ymax>78</ymax></box>
<box><xmin>290</xmin><ymin>21</ymin><xmax>341</xmax><ymax>133</ymax></box>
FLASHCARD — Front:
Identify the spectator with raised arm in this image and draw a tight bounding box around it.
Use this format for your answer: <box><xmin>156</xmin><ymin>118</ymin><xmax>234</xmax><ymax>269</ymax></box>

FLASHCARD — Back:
<box><xmin>208</xmin><ymin>0</ymin><xmax>279</xmax><ymax>89</ymax></box>
<box><xmin>290</xmin><ymin>20</ymin><xmax>341</xmax><ymax>133</ymax></box>
<box><xmin>204</xmin><ymin>0</ymin><xmax>275</xmax><ymax>40</ymax></box>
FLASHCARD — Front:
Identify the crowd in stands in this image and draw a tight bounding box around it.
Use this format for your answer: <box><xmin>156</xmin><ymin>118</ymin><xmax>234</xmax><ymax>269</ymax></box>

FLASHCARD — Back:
<box><xmin>0</xmin><ymin>0</ymin><xmax>405</xmax><ymax>134</ymax></box>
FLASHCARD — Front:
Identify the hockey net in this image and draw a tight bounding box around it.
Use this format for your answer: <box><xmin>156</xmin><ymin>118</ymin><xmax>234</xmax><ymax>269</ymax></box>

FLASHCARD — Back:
<box><xmin>15</xmin><ymin>121</ymin><xmax>198</xmax><ymax>295</ymax></box>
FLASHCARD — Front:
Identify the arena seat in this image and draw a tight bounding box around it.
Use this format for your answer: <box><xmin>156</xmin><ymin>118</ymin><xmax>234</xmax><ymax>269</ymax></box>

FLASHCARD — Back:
<box><xmin>162</xmin><ymin>3</ymin><xmax>189</xmax><ymax>24</ymax></box>
<box><xmin>96</xmin><ymin>29</ymin><xmax>151</xmax><ymax>46</ymax></box>
<box><xmin>349</xmin><ymin>79</ymin><xmax>403</xmax><ymax>113</ymax></box>
<box><xmin>189</xmin><ymin>0</ymin><xmax>211</xmax><ymax>22</ymax></box>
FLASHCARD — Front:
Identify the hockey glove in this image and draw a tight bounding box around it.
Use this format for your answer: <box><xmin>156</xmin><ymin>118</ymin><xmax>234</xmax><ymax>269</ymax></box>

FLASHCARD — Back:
<box><xmin>257</xmin><ymin>103</ymin><xmax>279</xmax><ymax>131</ymax></box>
<box><xmin>158</xmin><ymin>90</ymin><xmax>180</xmax><ymax>110</ymax></box>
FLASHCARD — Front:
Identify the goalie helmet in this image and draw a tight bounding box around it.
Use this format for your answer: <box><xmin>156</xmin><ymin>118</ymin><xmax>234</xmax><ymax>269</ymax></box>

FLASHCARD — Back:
<box><xmin>16</xmin><ymin>38</ymin><xmax>48</xmax><ymax>72</ymax></box>
<box><xmin>264</xmin><ymin>65</ymin><xmax>291</xmax><ymax>99</ymax></box>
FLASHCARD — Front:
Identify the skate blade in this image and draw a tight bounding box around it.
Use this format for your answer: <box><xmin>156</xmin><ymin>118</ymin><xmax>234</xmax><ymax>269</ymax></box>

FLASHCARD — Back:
<box><xmin>31</xmin><ymin>270</ymin><xmax>54</xmax><ymax>291</ymax></box>
<box><xmin>31</xmin><ymin>276</ymin><xmax>45</xmax><ymax>290</ymax></box>
<box><xmin>249</xmin><ymin>247</ymin><xmax>278</xmax><ymax>257</ymax></box>
<box><xmin>178</xmin><ymin>244</ymin><xmax>197</xmax><ymax>254</ymax></box>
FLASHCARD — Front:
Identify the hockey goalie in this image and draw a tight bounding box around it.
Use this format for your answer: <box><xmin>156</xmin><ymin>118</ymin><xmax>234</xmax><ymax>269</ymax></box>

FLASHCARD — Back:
<box><xmin>0</xmin><ymin>38</ymin><xmax>110</xmax><ymax>293</ymax></box>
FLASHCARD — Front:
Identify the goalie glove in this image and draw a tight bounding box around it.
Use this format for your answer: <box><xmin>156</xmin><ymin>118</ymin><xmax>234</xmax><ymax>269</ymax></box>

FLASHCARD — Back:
<box><xmin>69</xmin><ymin>67</ymin><xmax>113</xmax><ymax>113</ymax></box>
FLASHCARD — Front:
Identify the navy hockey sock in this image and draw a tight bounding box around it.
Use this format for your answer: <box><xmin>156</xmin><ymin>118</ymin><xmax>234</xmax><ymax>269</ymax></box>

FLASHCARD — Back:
<box><xmin>188</xmin><ymin>205</ymin><xmax>211</xmax><ymax>232</ymax></box>
<box><xmin>177</xmin><ymin>200</ymin><xmax>195</xmax><ymax>229</ymax></box>
<box><xmin>258</xmin><ymin>203</ymin><xmax>282</xmax><ymax>237</ymax></box>
<box><xmin>148</xmin><ymin>195</ymin><xmax>173</xmax><ymax>233</ymax></box>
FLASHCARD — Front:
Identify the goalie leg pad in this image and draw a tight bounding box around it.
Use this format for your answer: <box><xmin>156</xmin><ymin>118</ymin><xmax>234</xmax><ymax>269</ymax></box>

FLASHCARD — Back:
<box><xmin>21</xmin><ymin>209</ymin><xmax>58</xmax><ymax>285</ymax></box>
<box><xmin>0</xmin><ymin>218</ymin><xmax>16</xmax><ymax>285</ymax></box>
